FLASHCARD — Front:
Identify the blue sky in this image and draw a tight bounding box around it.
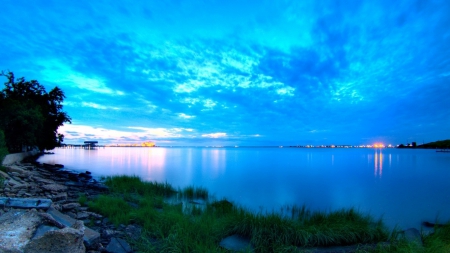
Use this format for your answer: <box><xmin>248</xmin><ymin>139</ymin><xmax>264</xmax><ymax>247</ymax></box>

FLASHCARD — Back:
<box><xmin>1</xmin><ymin>0</ymin><xmax>449</xmax><ymax>146</ymax></box>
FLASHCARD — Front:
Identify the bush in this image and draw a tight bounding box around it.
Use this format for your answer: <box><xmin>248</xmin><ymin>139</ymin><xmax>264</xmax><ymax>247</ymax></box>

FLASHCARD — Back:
<box><xmin>0</xmin><ymin>129</ymin><xmax>8</xmax><ymax>165</ymax></box>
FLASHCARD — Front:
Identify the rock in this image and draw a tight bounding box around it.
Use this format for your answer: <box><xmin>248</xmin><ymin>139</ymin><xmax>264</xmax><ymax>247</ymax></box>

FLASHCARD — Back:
<box><xmin>125</xmin><ymin>224</ymin><xmax>142</xmax><ymax>241</ymax></box>
<box><xmin>10</xmin><ymin>171</ymin><xmax>23</xmax><ymax>178</ymax></box>
<box><xmin>52</xmin><ymin>192</ymin><xmax>68</xmax><ymax>202</ymax></box>
<box><xmin>5</xmin><ymin>165</ymin><xmax>30</xmax><ymax>176</ymax></box>
<box><xmin>42</xmin><ymin>183</ymin><xmax>68</xmax><ymax>192</ymax></box>
<box><xmin>47</xmin><ymin>207</ymin><xmax>101</xmax><ymax>248</ymax></box>
<box><xmin>106</xmin><ymin>237</ymin><xmax>133</xmax><ymax>253</ymax></box>
<box><xmin>32</xmin><ymin>176</ymin><xmax>55</xmax><ymax>184</ymax></box>
<box><xmin>23</xmin><ymin>220</ymin><xmax>85</xmax><ymax>253</ymax></box>
<box><xmin>62</xmin><ymin>202</ymin><xmax>81</xmax><ymax>210</ymax></box>
<box><xmin>0</xmin><ymin>170</ymin><xmax>11</xmax><ymax>179</ymax></box>
<box><xmin>219</xmin><ymin>234</ymin><xmax>254</xmax><ymax>252</ymax></box>
<box><xmin>422</xmin><ymin>221</ymin><xmax>445</xmax><ymax>228</ymax></box>
<box><xmin>0</xmin><ymin>197</ymin><xmax>53</xmax><ymax>210</ymax></box>
<box><xmin>0</xmin><ymin>210</ymin><xmax>42</xmax><ymax>252</ymax></box>
<box><xmin>7</xmin><ymin>178</ymin><xmax>23</xmax><ymax>186</ymax></box>
<box><xmin>12</xmin><ymin>183</ymin><xmax>29</xmax><ymax>190</ymax></box>
<box><xmin>0</xmin><ymin>160</ymin><xmax>136</xmax><ymax>253</ymax></box>
<box><xmin>38</xmin><ymin>212</ymin><xmax>66</xmax><ymax>229</ymax></box>
<box><xmin>79</xmin><ymin>173</ymin><xmax>93</xmax><ymax>180</ymax></box>
<box><xmin>402</xmin><ymin>228</ymin><xmax>422</xmax><ymax>244</ymax></box>
<box><xmin>89</xmin><ymin>212</ymin><xmax>103</xmax><ymax>219</ymax></box>
<box><xmin>102</xmin><ymin>229</ymin><xmax>118</xmax><ymax>238</ymax></box>
<box><xmin>43</xmin><ymin>163</ymin><xmax>62</xmax><ymax>171</ymax></box>
<box><xmin>77</xmin><ymin>211</ymin><xmax>90</xmax><ymax>220</ymax></box>
<box><xmin>32</xmin><ymin>225</ymin><xmax>59</xmax><ymax>239</ymax></box>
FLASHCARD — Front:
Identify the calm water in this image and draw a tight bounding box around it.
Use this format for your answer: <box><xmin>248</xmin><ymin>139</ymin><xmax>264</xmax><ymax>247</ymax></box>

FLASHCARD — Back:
<box><xmin>38</xmin><ymin>147</ymin><xmax>450</xmax><ymax>229</ymax></box>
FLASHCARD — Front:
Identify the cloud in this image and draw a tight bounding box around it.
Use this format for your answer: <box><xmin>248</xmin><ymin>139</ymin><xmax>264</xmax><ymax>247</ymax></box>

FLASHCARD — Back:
<box><xmin>202</xmin><ymin>133</ymin><xmax>227</xmax><ymax>138</ymax></box>
<box><xmin>60</xmin><ymin>124</ymin><xmax>194</xmax><ymax>143</ymax></box>
<box><xmin>2</xmin><ymin>0</ymin><xmax>450</xmax><ymax>146</ymax></box>
<box><xmin>81</xmin><ymin>102</ymin><xmax>120</xmax><ymax>110</ymax></box>
<box><xmin>178</xmin><ymin>113</ymin><xmax>195</xmax><ymax>119</ymax></box>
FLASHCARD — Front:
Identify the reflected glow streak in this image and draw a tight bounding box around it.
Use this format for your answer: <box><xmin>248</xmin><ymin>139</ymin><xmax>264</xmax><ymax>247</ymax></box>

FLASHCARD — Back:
<box><xmin>374</xmin><ymin>149</ymin><xmax>383</xmax><ymax>178</ymax></box>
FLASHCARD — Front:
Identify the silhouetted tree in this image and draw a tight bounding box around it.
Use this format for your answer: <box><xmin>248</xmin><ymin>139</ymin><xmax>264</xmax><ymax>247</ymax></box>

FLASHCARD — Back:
<box><xmin>0</xmin><ymin>71</ymin><xmax>71</xmax><ymax>152</ymax></box>
<box><xmin>0</xmin><ymin>130</ymin><xmax>8</xmax><ymax>161</ymax></box>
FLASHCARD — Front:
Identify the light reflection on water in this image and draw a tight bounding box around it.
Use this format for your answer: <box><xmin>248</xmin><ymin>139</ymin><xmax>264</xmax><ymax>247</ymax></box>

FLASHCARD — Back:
<box><xmin>38</xmin><ymin>147</ymin><xmax>450</xmax><ymax>230</ymax></box>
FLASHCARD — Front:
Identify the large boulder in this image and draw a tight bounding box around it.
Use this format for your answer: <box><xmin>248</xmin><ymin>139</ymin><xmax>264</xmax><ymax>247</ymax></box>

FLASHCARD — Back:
<box><xmin>0</xmin><ymin>209</ymin><xmax>86</xmax><ymax>253</ymax></box>
<box><xmin>0</xmin><ymin>210</ymin><xmax>42</xmax><ymax>253</ymax></box>
<box><xmin>23</xmin><ymin>221</ymin><xmax>85</xmax><ymax>253</ymax></box>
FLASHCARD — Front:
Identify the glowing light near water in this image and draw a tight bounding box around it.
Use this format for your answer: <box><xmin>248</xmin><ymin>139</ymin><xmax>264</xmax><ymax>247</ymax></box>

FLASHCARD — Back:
<box><xmin>373</xmin><ymin>143</ymin><xmax>385</xmax><ymax>148</ymax></box>
<box><xmin>374</xmin><ymin>149</ymin><xmax>383</xmax><ymax>178</ymax></box>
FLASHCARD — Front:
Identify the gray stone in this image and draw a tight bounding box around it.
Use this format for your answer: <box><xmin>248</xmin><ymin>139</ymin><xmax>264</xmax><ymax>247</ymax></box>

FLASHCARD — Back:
<box><xmin>52</xmin><ymin>192</ymin><xmax>68</xmax><ymax>201</ymax></box>
<box><xmin>219</xmin><ymin>234</ymin><xmax>254</xmax><ymax>252</ymax></box>
<box><xmin>1</xmin><ymin>150</ymin><xmax>39</xmax><ymax>165</ymax></box>
<box><xmin>42</xmin><ymin>183</ymin><xmax>68</xmax><ymax>192</ymax></box>
<box><xmin>125</xmin><ymin>224</ymin><xmax>142</xmax><ymax>240</ymax></box>
<box><xmin>89</xmin><ymin>212</ymin><xmax>103</xmax><ymax>219</ymax></box>
<box><xmin>7</xmin><ymin>178</ymin><xmax>22</xmax><ymax>186</ymax></box>
<box><xmin>106</xmin><ymin>237</ymin><xmax>133</xmax><ymax>253</ymax></box>
<box><xmin>23</xmin><ymin>220</ymin><xmax>85</xmax><ymax>253</ymax></box>
<box><xmin>77</xmin><ymin>211</ymin><xmax>90</xmax><ymax>220</ymax></box>
<box><xmin>62</xmin><ymin>202</ymin><xmax>81</xmax><ymax>210</ymax></box>
<box><xmin>31</xmin><ymin>225</ymin><xmax>59</xmax><ymax>240</ymax></box>
<box><xmin>12</xmin><ymin>183</ymin><xmax>29</xmax><ymax>190</ymax></box>
<box><xmin>403</xmin><ymin>228</ymin><xmax>422</xmax><ymax>244</ymax></box>
<box><xmin>0</xmin><ymin>170</ymin><xmax>11</xmax><ymax>179</ymax></box>
<box><xmin>0</xmin><ymin>210</ymin><xmax>43</xmax><ymax>252</ymax></box>
<box><xmin>0</xmin><ymin>197</ymin><xmax>52</xmax><ymax>210</ymax></box>
<box><xmin>47</xmin><ymin>207</ymin><xmax>100</xmax><ymax>248</ymax></box>
<box><xmin>32</xmin><ymin>176</ymin><xmax>55</xmax><ymax>184</ymax></box>
<box><xmin>102</xmin><ymin>229</ymin><xmax>117</xmax><ymax>238</ymax></box>
<box><xmin>6</xmin><ymin>166</ymin><xmax>31</xmax><ymax>176</ymax></box>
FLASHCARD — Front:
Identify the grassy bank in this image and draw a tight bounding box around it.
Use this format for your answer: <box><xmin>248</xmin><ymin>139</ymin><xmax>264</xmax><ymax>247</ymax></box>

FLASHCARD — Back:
<box><xmin>82</xmin><ymin>175</ymin><xmax>450</xmax><ymax>252</ymax></box>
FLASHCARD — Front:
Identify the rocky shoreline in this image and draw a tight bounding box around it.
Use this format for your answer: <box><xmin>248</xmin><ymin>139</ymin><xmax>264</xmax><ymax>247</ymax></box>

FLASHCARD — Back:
<box><xmin>0</xmin><ymin>156</ymin><xmax>140</xmax><ymax>253</ymax></box>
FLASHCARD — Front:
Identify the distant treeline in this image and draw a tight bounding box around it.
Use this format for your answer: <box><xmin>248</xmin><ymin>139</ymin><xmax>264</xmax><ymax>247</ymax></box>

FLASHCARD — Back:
<box><xmin>398</xmin><ymin>139</ymin><xmax>450</xmax><ymax>149</ymax></box>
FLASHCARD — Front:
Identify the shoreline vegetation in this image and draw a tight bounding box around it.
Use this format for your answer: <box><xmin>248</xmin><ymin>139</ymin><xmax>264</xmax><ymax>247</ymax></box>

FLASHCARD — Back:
<box><xmin>85</xmin><ymin>175</ymin><xmax>450</xmax><ymax>252</ymax></box>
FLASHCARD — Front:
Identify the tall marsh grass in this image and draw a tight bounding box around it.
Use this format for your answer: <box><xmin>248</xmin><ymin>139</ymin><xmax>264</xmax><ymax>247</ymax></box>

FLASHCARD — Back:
<box><xmin>83</xmin><ymin>175</ymin><xmax>450</xmax><ymax>252</ymax></box>
<box><xmin>179</xmin><ymin>185</ymin><xmax>209</xmax><ymax>200</ymax></box>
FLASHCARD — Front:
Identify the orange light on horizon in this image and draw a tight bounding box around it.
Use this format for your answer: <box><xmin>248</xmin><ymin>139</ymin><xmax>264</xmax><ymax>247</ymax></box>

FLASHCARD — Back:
<box><xmin>373</xmin><ymin>143</ymin><xmax>385</xmax><ymax>148</ymax></box>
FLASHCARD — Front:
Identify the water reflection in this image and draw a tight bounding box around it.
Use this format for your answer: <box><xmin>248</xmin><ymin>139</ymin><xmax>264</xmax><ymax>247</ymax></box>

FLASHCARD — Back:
<box><xmin>374</xmin><ymin>149</ymin><xmax>383</xmax><ymax>178</ymax></box>
<box><xmin>36</xmin><ymin>147</ymin><xmax>450</xmax><ymax>230</ymax></box>
<box><xmin>201</xmin><ymin>149</ymin><xmax>226</xmax><ymax>179</ymax></box>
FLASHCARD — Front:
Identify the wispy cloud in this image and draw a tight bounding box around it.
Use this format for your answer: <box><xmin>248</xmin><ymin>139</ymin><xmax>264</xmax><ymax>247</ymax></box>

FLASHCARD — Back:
<box><xmin>202</xmin><ymin>133</ymin><xmax>227</xmax><ymax>138</ymax></box>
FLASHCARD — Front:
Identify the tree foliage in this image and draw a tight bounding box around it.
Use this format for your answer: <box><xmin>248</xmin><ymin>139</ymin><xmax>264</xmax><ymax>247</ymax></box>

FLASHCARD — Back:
<box><xmin>0</xmin><ymin>71</ymin><xmax>71</xmax><ymax>152</ymax></box>
<box><xmin>0</xmin><ymin>130</ymin><xmax>8</xmax><ymax>162</ymax></box>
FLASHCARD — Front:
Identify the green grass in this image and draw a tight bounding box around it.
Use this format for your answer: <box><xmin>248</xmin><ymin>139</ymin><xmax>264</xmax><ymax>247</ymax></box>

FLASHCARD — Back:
<box><xmin>84</xmin><ymin>176</ymin><xmax>395</xmax><ymax>252</ymax></box>
<box><xmin>422</xmin><ymin>224</ymin><xmax>450</xmax><ymax>253</ymax></box>
<box><xmin>82</xmin><ymin>175</ymin><xmax>450</xmax><ymax>252</ymax></box>
<box><xmin>78</xmin><ymin>193</ymin><xmax>88</xmax><ymax>206</ymax></box>
<box><xmin>179</xmin><ymin>185</ymin><xmax>209</xmax><ymax>200</ymax></box>
<box><xmin>104</xmin><ymin>175</ymin><xmax>176</xmax><ymax>197</ymax></box>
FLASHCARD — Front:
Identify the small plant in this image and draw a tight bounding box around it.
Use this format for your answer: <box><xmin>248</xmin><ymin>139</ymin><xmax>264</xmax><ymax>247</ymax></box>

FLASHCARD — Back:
<box><xmin>181</xmin><ymin>186</ymin><xmax>209</xmax><ymax>200</ymax></box>
<box><xmin>209</xmin><ymin>199</ymin><xmax>234</xmax><ymax>216</ymax></box>
<box><xmin>78</xmin><ymin>193</ymin><xmax>88</xmax><ymax>206</ymax></box>
<box><xmin>182</xmin><ymin>186</ymin><xmax>195</xmax><ymax>199</ymax></box>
